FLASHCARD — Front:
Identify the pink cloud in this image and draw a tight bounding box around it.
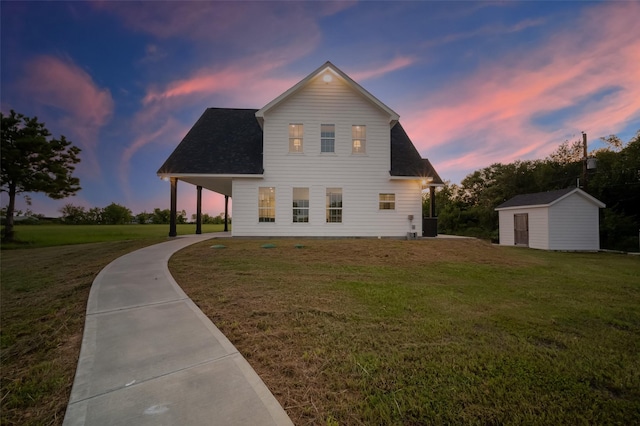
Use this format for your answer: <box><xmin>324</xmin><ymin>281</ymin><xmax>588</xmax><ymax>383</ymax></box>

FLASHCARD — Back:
<box><xmin>16</xmin><ymin>55</ymin><xmax>114</xmax><ymax>177</ymax></box>
<box><xmin>350</xmin><ymin>56</ymin><xmax>416</xmax><ymax>81</ymax></box>
<box><xmin>424</xmin><ymin>17</ymin><xmax>547</xmax><ymax>48</ymax></box>
<box><xmin>119</xmin><ymin>117</ymin><xmax>189</xmax><ymax>204</ymax></box>
<box><xmin>402</xmin><ymin>1</ymin><xmax>640</xmax><ymax>183</ymax></box>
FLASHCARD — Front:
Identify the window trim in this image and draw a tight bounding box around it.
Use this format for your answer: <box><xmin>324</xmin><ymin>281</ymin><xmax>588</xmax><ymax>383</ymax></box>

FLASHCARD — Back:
<box><xmin>289</xmin><ymin>124</ymin><xmax>303</xmax><ymax>153</ymax></box>
<box><xmin>292</xmin><ymin>187</ymin><xmax>309</xmax><ymax>223</ymax></box>
<box><xmin>352</xmin><ymin>125</ymin><xmax>366</xmax><ymax>154</ymax></box>
<box><xmin>379</xmin><ymin>193</ymin><xmax>395</xmax><ymax>210</ymax></box>
<box><xmin>258</xmin><ymin>187</ymin><xmax>276</xmax><ymax>222</ymax></box>
<box><xmin>326</xmin><ymin>188</ymin><xmax>343</xmax><ymax>223</ymax></box>
<box><xmin>321</xmin><ymin>124</ymin><xmax>335</xmax><ymax>153</ymax></box>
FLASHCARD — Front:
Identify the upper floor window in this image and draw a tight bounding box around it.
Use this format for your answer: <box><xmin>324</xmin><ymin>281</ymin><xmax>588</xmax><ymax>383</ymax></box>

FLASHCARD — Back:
<box><xmin>293</xmin><ymin>187</ymin><xmax>309</xmax><ymax>223</ymax></box>
<box><xmin>352</xmin><ymin>125</ymin><xmax>366</xmax><ymax>153</ymax></box>
<box><xmin>258</xmin><ymin>187</ymin><xmax>275</xmax><ymax>222</ymax></box>
<box><xmin>379</xmin><ymin>193</ymin><xmax>395</xmax><ymax>210</ymax></box>
<box><xmin>326</xmin><ymin>188</ymin><xmax>342</xmax><ymax>223</ymax></box>
<box><xmin>321</xmin><ymin>124</ymin><xmax>335</xmax><ymax>153</ymax></box>
<box><xmin>289</xmin><ymin>124</ymin><xmax>303</xmax><ymax>153</ymax></box>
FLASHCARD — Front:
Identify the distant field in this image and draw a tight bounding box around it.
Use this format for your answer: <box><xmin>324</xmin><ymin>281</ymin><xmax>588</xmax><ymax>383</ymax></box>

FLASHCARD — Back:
<box><xmin>1</xmin><ymin>224</ymin><xmax>228</xmax><ymax>249</ymax></box>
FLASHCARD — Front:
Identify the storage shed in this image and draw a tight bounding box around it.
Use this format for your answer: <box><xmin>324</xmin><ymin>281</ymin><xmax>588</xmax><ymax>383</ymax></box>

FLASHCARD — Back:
<box><xmin>495</xmin><ymin>187</ymin><xmax>605</xmax><ymax>251</ymax></box>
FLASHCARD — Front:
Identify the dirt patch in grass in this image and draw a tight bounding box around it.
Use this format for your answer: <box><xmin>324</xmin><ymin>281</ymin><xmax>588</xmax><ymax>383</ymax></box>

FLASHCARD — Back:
<box><xmin>171</xmin><ymin>238</ymin><xmax>640</xmax><ymax>425</ymax></box>
<box><xmin>1</xmin><ymin>239</ymin><xmax>164</xmax><ymax>426</ymax></box>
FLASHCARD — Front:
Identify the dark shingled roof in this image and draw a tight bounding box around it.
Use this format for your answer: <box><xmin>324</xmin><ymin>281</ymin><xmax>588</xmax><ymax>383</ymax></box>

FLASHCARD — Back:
<box><xmin>390</xmin><ymin>122</ymin><xmax>443</xmax><ymax>183</ymax></box>
<box><xmin>496</xmin><ymin>187</ymin><xmax>576</xmax><ymax>209</ymax></box>
<box><xmin>158</xmin><ymin>109</ymin><xmax>443</xmax><ymax>183</ymax></box>
<box><xmin>157</xmin><ymin>108</ymin><xmax>263</xmax><ymax>175</ymax></box>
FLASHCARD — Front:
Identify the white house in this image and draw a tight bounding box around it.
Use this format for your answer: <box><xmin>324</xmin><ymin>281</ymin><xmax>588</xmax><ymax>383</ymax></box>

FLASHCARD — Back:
<box><xmin>495</xmin><ymin>187</ymin><xmax>605</xmax><ymax>251</ymax></box>
<box><xmin>158</xmin><ymin>61</ymin><xmax>442</xmax><ymax>237</ymax></box>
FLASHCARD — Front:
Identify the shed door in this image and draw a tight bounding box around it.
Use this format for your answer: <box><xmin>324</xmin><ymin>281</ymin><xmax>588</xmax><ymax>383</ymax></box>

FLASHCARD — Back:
<box><xmin>514</xmin><ymin>213</ymin><xmax>529</xmax><ymax>246</ymax></box>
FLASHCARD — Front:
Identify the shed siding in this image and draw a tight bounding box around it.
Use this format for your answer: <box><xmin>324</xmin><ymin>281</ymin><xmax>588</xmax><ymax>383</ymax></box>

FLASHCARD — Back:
<box><xmin>232</xmin><ymin>74</ymin><xmax>421</xmax><ymax>237</ymax></box>
<box><xmin>548</xmin><ymin>194</ymin><xmax>600</xmax><ymax>251</ymax></box>
<box><xmin>498</xmin><ymin>207</ymin><xmax>548</xmax><ymax>249</ymax></box>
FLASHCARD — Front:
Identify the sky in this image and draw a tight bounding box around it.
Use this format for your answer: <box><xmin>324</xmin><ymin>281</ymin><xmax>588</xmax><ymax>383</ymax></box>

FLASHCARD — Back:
<box><xmin>1</xmin><ymin>1</ymin><xmax>639</xmax><ymax>218</ymax></box>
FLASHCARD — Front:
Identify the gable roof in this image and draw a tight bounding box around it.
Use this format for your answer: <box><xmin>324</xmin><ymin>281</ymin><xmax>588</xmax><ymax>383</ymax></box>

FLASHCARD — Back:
<box><xmin>157</xmin><ymin>108</ymin><xmax>263</xmax><ymax>175</ymax></box>
<box><xmin>255</xmin><ymin>61</ymin><xmax>400</xmax><ymax>126</ymax></box>
<box><xmin>390</xmin><ymin>122</ymin><xmax>443</xmax><ymax>184</ymax></box>
<box><xmin>495</xmin><ymin>187</ymin><xmax>605</xmax><ymax>210</ymax></box>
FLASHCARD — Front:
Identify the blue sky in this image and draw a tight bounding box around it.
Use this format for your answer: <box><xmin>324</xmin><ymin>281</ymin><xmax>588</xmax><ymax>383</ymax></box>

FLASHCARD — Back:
<box><xmin>2</xmin><ymin>1</ymin><xmax>639</xmax><ymax>218</ymax></box>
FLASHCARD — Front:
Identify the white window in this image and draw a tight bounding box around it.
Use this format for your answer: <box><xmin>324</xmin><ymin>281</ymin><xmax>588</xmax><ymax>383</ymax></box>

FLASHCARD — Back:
<box><xmin>326</xmin><ymin>188</ymin><xmax>342</xmax><ymax>223</ymax></box>
<box><xmin>293</xmin><ymin>188</ymin><xmax>309</xmax><ymax>223</ymax></box>
<box><xmin>352</xmin><ymin>125</ymin><xmax>366</xmax><ymax>153</ymax></box>
<box><xmin>321</xmin><ymin>124</ymin><xmax>335</xmax><ymax>153</ymax></box>
<box><xmin>289</xmin><ymin>124</ymin><xmax>303</xmax><ymax>153</ymax></box>
<box><xmin>379</xmin><ymin>193</ymin><xmax>395</xmax><ymax>210</ymax></box>
<box><xmin>258</xmin><ymin>187</ymin><xmax>275</xmax><ymax>222</ymax></box>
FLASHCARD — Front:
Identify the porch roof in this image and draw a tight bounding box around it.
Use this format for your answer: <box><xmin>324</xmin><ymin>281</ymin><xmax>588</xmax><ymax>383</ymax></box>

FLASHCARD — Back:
<box><xmin>157</xmin><ymin>108</ymin><xmax>263</xmax><ymax>176</ymax></box>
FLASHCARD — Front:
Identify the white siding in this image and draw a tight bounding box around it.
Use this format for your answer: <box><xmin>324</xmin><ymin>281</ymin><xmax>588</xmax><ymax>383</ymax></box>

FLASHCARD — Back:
<box><xmin>548</xmin><ymin>194</ymin><xmax>600</xmax><ymax>251</ymax></box>
<box><xmin>232</xmin><ymin>74</ymin><xmax>422</xmax><ymax>237</ymax></box>
<box><xmin>498</xmin><ymin>207</ymin><xmax>549</xmax><ymax>249</ymax></box>
<box><xmin>498</xmin><ymin>211</ymin><xmax>512</xmax><ymax>245</ymax></box>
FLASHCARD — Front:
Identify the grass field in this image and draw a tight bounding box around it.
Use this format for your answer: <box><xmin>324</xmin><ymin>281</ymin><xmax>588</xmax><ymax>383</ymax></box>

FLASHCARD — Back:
<box><xmin>1</xmin><ymin>223</ymin><xmax>227</xmax><ymax>249</ymax></box>
<box><xmin>1</xmin><ymin>239</ymin><xmax>166</xmax><ymax>425</ymax></box>
<box><xmin>170</xmin><ymin>239</ymin><xmax>640</xmax><ymax>425</ymax></box>
<box><xmin>0</xmin><ymin>224</ymin><xmax>224</xmax><ymax>425</ymax></box>
<box><xmin>2</xmin><ymin>232</ymin><xmax>639</xmax><ymax>425</ymax></box>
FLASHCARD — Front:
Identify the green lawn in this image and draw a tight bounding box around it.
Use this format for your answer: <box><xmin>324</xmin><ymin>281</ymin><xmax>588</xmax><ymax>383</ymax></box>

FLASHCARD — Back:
<box><xmin>2</xmin><ymin>234</ymin><xmax>638</xmax><ymax>425</ymax></box>
<box><xmin>1</xmin><ymin>223</ymin><xmax>227</xmax><ymax>248</ymax></box>
<box><xmin>170</xmin><ymin>238</ymin><xmax>640</xmax><ymax>425</ymax></box>
<box><xmin>1</xmin><ymin>239</ymin><xmax>166</xmax><ymax>425</ymax></box>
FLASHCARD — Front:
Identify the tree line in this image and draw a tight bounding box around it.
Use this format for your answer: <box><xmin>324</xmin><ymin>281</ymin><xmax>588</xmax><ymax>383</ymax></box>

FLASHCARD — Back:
<box><xmin>425</xmin><ymin>131</ymin><xmax>640</xmax><ymax>252</ymax></box>
<box><xmin>57</xmin><ymin>203</ymin><xmax>229</xmax><ymax>225</ymax></box>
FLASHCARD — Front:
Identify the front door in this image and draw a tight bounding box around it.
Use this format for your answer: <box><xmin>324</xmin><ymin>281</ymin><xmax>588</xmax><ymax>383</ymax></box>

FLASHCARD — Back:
<box><xmin>514</xmin><ymin>213</ymin><xmax>529</xmax><ymax>246</ymax></box>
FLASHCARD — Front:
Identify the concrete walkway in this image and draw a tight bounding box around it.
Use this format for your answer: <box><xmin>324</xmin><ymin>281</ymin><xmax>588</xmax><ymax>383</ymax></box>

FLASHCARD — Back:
<box><xmin>64</xmin><ymin>233</ymin><xmax>293</xmax><ymax>426</ymax></box>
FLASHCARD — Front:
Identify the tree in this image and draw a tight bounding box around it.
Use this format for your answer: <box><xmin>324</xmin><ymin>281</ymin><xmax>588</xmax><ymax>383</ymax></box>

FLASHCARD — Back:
<box><xmin>1</xmin><ymin>110</ymin><xmax>81</xmax><ymax>241</ymax></box>
<box><xmin>86</xmin><ymin>207</ymin><xmax>103</xmax><ymax>224</ymax></box>
<box><xmin>102</xmin><ymin>202</ymin><xmax>132</xmax><ymax>225</ymax></box>
<box><xmin>60</xmin><ymin>203</ymin><xmax>87</xmax><ymax>224</ymax></box>
<box><xmin>177</xmin><ymin>209</ymin><xmax>187</xmax><ymax>224</ymax></box>
<box><xmin>547</xmin><ymin>138</ymin><xmax>584</xmax><ymax>164</ymax></box>
<box><xmin>136</xmin><ymin>211</ymin><xmax>153</xmax><ymax>224</ymax></box>
<box><xmin>152</xmin><ymin>208</ymin><xmax>170</xmax><ymax>224</ymax></box>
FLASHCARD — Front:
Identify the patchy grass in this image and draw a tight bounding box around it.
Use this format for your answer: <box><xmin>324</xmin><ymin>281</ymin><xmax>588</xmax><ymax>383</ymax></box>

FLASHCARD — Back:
<box><xmin>0</xmin><ymin>239</ymin><xmax>166</xmax><ymax>425</ymax></box>
<box><xmin>170</xmin><ymin>239</ymin><xmax>640</xmax><ymax>425</ymax></box>
<box><xmin>1</xmin><ymin>224</ymin><xmax>227</xmax><ymax>249</ymax></box>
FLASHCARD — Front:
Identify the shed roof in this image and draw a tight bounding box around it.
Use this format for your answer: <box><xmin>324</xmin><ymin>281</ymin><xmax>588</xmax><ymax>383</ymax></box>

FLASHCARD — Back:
<box><xmin>495</xmin><ymin>187</ymin><xmax>605</xmax><ymax>210</ymax></box>
<box><xmin>158</xmin><ymin>108</ymin><xmax>442</xmax><ymax>182</ymax></box>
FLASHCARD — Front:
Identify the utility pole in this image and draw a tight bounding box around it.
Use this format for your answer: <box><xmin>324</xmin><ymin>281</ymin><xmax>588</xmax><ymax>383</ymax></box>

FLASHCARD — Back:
<box><xmin>582</xmin><ymin>132</ymin><xmax>588</xmax><ymax>191</ymax></box>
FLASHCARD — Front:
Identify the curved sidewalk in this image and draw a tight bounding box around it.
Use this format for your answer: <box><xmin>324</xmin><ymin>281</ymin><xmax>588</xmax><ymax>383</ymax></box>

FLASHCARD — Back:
<box><xmin>64</xmin><ymin>233</ymin><xmax>293</xmax><ymax>426</ymax></box>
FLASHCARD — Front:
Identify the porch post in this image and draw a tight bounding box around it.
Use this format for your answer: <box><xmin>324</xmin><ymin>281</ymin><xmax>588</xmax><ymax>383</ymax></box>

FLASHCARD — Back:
<box><xmin>169</xmin><ymin>177</ymin><xmax>177</xmax><ymax>237</ymax></box>
<box><xmin>429</xmin><ymin>186</ymin><xmax>436</xmax><ymax>218</ymax></box>
<box><xmin>224</xmin><ymin>195</ymin><xmax>229</xmax><ymax>232</ymax></box>
<box><xmin>196</xmin><ymin>185</ymin><xmax>202</xmax><ymax>234</ymax></box>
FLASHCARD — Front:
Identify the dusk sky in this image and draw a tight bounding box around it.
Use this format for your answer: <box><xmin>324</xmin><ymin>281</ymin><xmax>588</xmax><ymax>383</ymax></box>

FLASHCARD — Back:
<box><xmin>2</xmin><ymin>1</ymin><xmax>639</xmax><ymax>218</ymax></box>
